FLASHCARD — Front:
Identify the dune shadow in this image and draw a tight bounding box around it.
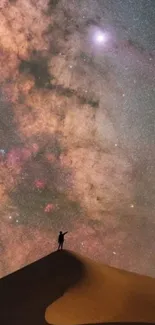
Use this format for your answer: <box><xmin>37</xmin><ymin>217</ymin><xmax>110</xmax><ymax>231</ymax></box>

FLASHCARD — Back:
<box><xmin>0</xmin><ymin>250</ymin><xmax>86</xmax><ymax>325</ymax></box>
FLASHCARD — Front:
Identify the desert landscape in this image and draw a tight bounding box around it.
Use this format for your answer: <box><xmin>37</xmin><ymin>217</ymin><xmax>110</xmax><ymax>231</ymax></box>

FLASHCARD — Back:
<box><xmin>1</xmin><ymin>250</ymin><xmax>155</xmax><ymax>324</ymax></box>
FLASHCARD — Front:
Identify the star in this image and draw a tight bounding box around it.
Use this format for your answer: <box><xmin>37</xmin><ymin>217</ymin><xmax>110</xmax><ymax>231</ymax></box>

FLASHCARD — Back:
<box><xmin>96</xmin><ymin>34</ymin><xmax>105</xmax><ymax>43</ymax></box>
<box><xmin>94</xmin><ymin>30</ymin><xmax>108</xmax><ymax>44</ymax></box>
<box><xmin>0</xmin><ymin>149</ymin><xmax>5</xmax><ymax>156</ymax></box>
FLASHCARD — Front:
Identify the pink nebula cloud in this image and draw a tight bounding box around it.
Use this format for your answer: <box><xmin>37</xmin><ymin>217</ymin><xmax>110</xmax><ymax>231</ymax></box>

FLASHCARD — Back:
<box><xmin>44</xmin><ymin>203</ymin><xmax>54</xmax><ymax>213</ymax></box>
<box><xmin>34</xmin><ymin>179</ymin><xmax>46</xmax><ymax>190</ymax></box>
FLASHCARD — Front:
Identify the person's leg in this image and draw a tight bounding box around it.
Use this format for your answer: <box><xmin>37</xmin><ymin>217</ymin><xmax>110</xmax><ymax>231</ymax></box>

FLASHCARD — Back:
<box><xmin>61</xmin><ymin>242</ymin><xmax>63</xmax><ymax>250</ymax></box>
<box><xmin>58</xmin><ymin>243</ymin><xmax>61</xmax><ymax>250</ymax></box>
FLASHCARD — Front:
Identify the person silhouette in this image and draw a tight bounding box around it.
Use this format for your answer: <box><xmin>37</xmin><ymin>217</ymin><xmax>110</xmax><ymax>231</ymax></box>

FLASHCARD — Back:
<box><xmin>58</xmin><ymin>231</ymin><xmax>68</xmax><ymax>250</ymax></box>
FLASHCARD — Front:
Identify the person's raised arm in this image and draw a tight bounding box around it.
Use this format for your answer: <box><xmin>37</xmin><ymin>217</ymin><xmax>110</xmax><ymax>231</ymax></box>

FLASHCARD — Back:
<box><xmin>63</xmin><ymin>231</ymin><xmax>68</xmax><ymax>235</ymax></box>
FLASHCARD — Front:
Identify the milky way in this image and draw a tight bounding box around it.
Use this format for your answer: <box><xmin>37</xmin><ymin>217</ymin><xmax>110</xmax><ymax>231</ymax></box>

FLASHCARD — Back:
<box><xmin>0</xmin><ymin>0</ymin><xmax>155</xmax><ymax>278</ymax></box>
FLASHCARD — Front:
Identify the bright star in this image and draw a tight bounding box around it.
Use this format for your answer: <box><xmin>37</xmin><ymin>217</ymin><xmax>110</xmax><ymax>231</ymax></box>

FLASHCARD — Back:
<box><xmin>96</xmin><ymin>34</ymin><xmax>104</xmax><ymax>42</ymax></box>
<box><xmin>0</xmin><ymin>149</ymin><xmax>5</xmax><ymax>156</ymax></box>
<box><xmin>94</xmin><ymin>30</ymin><xmax>108</xmax><ymax>44</ymax></box>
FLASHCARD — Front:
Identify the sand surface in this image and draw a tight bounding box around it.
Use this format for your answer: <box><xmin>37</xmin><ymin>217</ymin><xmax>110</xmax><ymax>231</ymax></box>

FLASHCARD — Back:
<box><xmin>1</xmin><ymin>249</ymin><xmax>155</xmax><ymax>325</ymax></box>
<box><xmin>45</xmin><ymin>252</ymin><xmax>155</xmax><ymax>325</ymax></box>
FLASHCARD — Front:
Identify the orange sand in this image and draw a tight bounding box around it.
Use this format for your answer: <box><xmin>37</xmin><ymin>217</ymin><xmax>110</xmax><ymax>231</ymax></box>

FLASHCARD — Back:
<box><xmin>45</xmin><ymin>252</ymin><xmax>155</xmax><ymax>325</ymax></box>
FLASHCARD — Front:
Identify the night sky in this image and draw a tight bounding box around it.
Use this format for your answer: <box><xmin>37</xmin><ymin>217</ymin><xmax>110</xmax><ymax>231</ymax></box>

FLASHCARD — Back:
<box><xmin>0</xmin><ymin>0</ymin><xmax>155</xmax><ymax>278</ymax></box>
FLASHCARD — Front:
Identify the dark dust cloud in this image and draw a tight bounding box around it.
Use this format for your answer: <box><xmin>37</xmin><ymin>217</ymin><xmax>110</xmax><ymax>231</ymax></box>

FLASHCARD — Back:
<box><xmin>0</xmin><ymin>0</ymin><xmax>155</xmax><ymax>278</ymax></box>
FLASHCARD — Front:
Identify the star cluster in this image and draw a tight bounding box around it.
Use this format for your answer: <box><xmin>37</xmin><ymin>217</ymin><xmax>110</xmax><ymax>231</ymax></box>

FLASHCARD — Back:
<box><xmin>0</xmin><ymin>0</ymin><xmax>155</xmax><ymax>278</ymax></box>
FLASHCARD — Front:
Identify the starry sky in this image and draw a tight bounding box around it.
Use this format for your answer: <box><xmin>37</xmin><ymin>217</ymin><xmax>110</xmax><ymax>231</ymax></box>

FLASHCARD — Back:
<box><xmin>0</xmin><ymin>0</ymin><xmax>155</xmax><ymax>278</ymax></box>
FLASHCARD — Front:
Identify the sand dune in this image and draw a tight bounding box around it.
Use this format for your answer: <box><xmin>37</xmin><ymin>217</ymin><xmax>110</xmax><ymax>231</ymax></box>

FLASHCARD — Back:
<box><xmin>45</xmin><ymin>252</ymin><xmax>155</xmax><ymax>325</ymax></box>
<box><xmin>0</xmin><ymin>250</ymin><xmax>85</xmax><ymax>325</ymax></box>
<box><xmin>0</xmin><ymin>249</ymin><xmax>155</xmax><ymax>325</ymax></box>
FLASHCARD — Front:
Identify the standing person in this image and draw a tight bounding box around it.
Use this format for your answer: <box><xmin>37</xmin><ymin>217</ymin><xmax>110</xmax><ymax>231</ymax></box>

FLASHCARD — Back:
<box><xmin>58</xmin><ymin>231</ymin><xmax>68</xmax><ymax>250</ymax></box>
